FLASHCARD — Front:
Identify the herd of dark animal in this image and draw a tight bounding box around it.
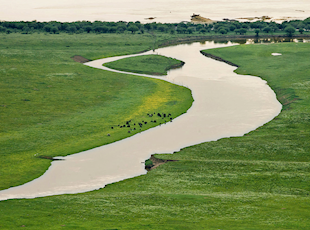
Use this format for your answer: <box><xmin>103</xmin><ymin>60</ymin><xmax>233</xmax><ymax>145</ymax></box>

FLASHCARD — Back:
<box><xmin>107</xmin><ymin>112</ymin><xmax>173</xmax><ymax>136</ymax></box>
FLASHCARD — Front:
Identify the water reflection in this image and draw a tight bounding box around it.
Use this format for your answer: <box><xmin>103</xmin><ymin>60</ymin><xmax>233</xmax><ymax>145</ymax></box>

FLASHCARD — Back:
<box><xmin>213</xmin><ymin>37</ymin><xmax>310</xmax><ymax>45</ymax></box>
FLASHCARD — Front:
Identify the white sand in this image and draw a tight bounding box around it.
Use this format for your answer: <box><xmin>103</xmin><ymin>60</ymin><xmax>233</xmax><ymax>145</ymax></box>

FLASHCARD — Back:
<box><xmin>0</xmin><ymin>42</ymin><xmax>282</xmax><ymax>201</ymax></box>
<box><xmin>1</xmin><ymin>0</ymin><xmax>309</xmax><ymax>22</ymax></box>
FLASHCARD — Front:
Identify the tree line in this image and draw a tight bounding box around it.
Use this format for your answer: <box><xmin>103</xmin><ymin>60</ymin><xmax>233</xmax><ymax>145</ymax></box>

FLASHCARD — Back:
<box><xmin>0</xmin><ymin>18</ymin><xmax>309</xmax><ymax>36</ymax></box>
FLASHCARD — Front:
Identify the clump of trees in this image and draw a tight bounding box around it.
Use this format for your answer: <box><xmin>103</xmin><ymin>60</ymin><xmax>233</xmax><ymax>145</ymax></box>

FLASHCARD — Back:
<box><xmin>0</xmin><ymin>18</ymin><xmax>309</xmax><ymax>36</ymax></box>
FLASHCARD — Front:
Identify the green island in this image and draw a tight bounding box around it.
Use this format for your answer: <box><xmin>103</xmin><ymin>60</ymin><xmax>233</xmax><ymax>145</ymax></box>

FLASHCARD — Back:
<box><xmin>104</xmin><ymin>54</ymin><xmax>184</xmax><ymax>75</ymax></box>
<box><xmin>0</xmin><ymin>24</ymin><xmax>310</xmax><ymax>229</ymax></box>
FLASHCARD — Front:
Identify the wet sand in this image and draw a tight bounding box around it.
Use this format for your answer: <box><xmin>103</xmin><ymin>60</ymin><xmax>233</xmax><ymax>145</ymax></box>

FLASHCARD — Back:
<box><xmin>1</xmin><ymin>0</ymin><xmax>309</xmax><ymax>22</ymax></box>
<box><xmin>0</xmin><ymin>42</ymin><xmax>282</xmax><ymax>201</ymax></box>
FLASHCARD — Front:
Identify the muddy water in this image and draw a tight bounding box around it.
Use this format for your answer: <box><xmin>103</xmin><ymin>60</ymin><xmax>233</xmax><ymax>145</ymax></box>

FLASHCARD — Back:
<box><xmin>0</xmin><ymin>42</ymin><xmax>282</xmax><ymax>201</ymax></box>
<box><xmin>1</xmin><ymin>0</ymin><xmax>309</xmax><ymax>22</ymax></box>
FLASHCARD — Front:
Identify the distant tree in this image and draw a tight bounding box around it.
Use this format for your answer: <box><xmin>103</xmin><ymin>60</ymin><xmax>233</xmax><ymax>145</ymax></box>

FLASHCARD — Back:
<box><xmin>77</xmin><ymin>28</ymin><xmax>84</xmax><ymax>34</ymax></box>
<box><xmin>199</xmin><ymin>28</ymin><xmax>208</xmax><ymax>34</ymax></box>
<box><xmin>116</xmin><ymin>25</ymin><xmax>126</xmax><ymax>33</ymax></box>
<box><xmin>299</xmin><ymin>28</ymin><xmax>304</xmax><ymax>34</ymax></box>
<box><xmin>219</xmin><ymin>28</ymin><xmax>227</xmax><ymax>34</ymax></box>
<box><xmin>134</xmin><ymin>21</ymin><xmax>142</xmax><ymax>29</ymax></box>
<box><xmin>263</xmin><ymin>26</ymin><xmax>271</xmax><ymax>33</ymax></box>
<box><xmin>144</xmin><ymin>23</ymin><xmax>153</xmax><ymax>31</ymax></box>
<box><xmin>22</xmin><ymin>26</ymin><xmax>31</xmax><ymax>34</ymax></box>
<box><xmin>176</xmin><ymin>27</ymin><xmax>186</xmax><ymax>34</ymax></box>
<box><xmin>229</xmin><ymin>25</ymin><xmax>236</xmax><ymax>32</ymax></box>
<box><xmin>60</xmin><ymin>23</ymin><xmax>69</xmax><ymax>31</ymax></box>
<box><xmin>84</xmin><ymin>26</ymin><xmax>92</xmax><ymax>33</ymax></box>
<box><xmin>239</xmin><ymin>28</ymin><xmax>247</xmax><ymax>35</ymax></box>
<box><xmin>234</xmin><ymin>29</ymin><xmax>240</xmax><ymax>34</ymax></box>
<box><xmin>109</xmin><ymin>27</ymin><xmax>117</xmax><ymax>33</ymax></box>
<box><xmin>177</xmin><ymin>22</ymin><xmax>188</xmax><ymax>29</ymax></box>
<box><xmin>157</xmin><ymin>25</ymin><xmax>167</xmax><ymax>32</ymax></box>
<box><xmin>68</xmin><ymin>26</ymin><xmax>77</xmax><ymax>34</ymax></box>
<box><xmin>196</xmin><ymin>24</ymin><xmax>203</xmax><ymax>31</ymax></box>
<box><xmin>6</xmin><ymin>29</ymin><xmax>12</xmax><ymax>34</ymax></box>
<box><xmin>43</xmin><ymin>25</ymin><xmax>52</xmax><ymax>33</ymax></box>
<box><xmin>51</xmin><ymin>27</ymin><xmax>59</xmax><ymax>34</ymax></box>
<box><xmin>235</xmin><ymin>28</ymin><xmax>247</xmax><ymax>35</ymax></box>
<box><xmin>255</xmin><ymin>29</ymin><xmax>260</xmax><ymax>36</ymax></box>
<box><xmin>241</xmin><ymin>23</ymin><xmax>249</xmax><ymax>29</ymax></box>
<box><xmin>284</xmin><ymin>26</ymin><xmax>296</xmax><ymax>36</ymax></box>
<box><xmin>186</xmin><ymin>28</ymin><xmax>193</xmax><ymax>34</ymax></box>
<box><xmin>170</xmin><ymin>28</ymin><xmax>175</xmax><ymax>34</ymax></box>
<box><xmin>127</xmin><ymin>25</ymin><xmax>139</xmax><ymax>34</ymax></box>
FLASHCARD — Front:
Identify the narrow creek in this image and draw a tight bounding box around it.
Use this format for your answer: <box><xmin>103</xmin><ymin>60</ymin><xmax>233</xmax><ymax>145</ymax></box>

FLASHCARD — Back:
<box><xmin>0</xmin><ymin>41</ymin><xmax>282</xmax><ymax>201</ymax></box>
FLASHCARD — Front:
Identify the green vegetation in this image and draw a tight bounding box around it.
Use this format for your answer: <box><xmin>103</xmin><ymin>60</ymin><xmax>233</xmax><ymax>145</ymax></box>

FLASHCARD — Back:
<box><xmin>104</xmin><ymin>54</ymin><xmax>184</xmax><ymax>75</ymax></box>
<box><xmin>1</xmin><ymin>18</ymin><xmax>310</xmax><ymax>36</ymax></box>
<box><xmin>0</xmin><ymin>34</ymin><xmax>309</xmax><ymax>229</ymax></box>
<box><xmin>0</xmin><ymin>33</ymin><xmax>193</xmax><ymax>190</ymax></box>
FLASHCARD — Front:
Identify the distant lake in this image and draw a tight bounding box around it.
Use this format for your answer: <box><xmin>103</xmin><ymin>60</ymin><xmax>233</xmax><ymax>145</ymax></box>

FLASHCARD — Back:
<box><xmin>1</xmin><ymin>0</ymin><xmax>310</xmax><ymax>22</ymax></box>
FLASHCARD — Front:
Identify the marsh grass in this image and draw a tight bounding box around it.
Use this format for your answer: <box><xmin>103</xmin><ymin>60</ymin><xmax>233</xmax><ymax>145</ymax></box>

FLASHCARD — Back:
<box><xmin>104</xmin><ymin>54</ymin><xmax>184</xmax><ymax>75</ymax></box>
<box><xmin>0</xmin><ymin>37</ymin><xmax>309</xmax><ymax>229</ymax></box>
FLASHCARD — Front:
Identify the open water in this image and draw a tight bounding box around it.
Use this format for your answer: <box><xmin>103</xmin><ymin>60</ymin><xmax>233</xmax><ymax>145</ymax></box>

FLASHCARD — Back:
<box><xmin>1</xmin><ymin>0</ymin><xmax>309</xmax><ymax>22</ymax></box>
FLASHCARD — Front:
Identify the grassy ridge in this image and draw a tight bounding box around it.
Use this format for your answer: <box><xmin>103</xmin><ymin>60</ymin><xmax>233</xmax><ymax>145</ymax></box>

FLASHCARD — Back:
<box><xmin>104</xmin><ymin>54</ymin><xmax>184</xmax><ymax>75</ymax></box>
<box><xmin>0</xmin><ymin>33</ymin><xmax>193</xmax><ymax>190</ymax></box>
<box><xmin>0</xmin><ymin>38</ymin><xmax>309</xmax><ymax>229</ymax></box>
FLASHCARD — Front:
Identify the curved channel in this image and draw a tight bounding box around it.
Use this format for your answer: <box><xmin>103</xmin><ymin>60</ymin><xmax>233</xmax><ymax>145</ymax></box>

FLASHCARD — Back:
<box><xmin>0</xmin><ymin>41</ymin><xmax>282</xmax><ymax>201</ymax></box>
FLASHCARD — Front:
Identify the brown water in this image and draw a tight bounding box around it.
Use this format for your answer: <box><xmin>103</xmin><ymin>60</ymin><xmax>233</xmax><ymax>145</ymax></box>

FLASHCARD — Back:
<box><xmin>1</xmin><ymin>0</ymin><xmax>309</xmax><ymax>22</ymax></box>
<box><xmin>0</xmin><ymin>42</ymin><xmax>282</xmax><ymax>200</ymax></box>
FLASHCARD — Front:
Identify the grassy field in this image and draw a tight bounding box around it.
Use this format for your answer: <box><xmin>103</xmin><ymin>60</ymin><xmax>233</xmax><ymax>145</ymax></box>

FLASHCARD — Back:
<box><xmin>0</xmin><ymin>33</ymin><xmax>193</xmax><ymax>190</ymax></box>
<box><xmin>0</xmin><ymin>36</ymin><xmax>309</xmax><ymax>229</ymax></box>
<box><xmin>104</xmin><ymin>54</ymin><xmax>184</xmax><ymax>75</ymax></box>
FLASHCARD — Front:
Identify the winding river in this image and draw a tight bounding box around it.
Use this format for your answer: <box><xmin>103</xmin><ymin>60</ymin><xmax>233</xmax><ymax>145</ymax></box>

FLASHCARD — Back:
<box><xmin>0</xmin><ymin>41</ymin><xmax>281</xmax><ymax>201</ymax></box>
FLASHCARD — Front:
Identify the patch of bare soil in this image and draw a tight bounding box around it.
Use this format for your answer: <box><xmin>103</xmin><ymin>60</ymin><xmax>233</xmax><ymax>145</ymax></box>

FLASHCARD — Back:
<box><xmin>71</xmin><ymin>55</ymin><xmax>91</xmax><ymax>63</ymax></box>
<box><xmin>191</xmin><ymin>14</ymin><xmax>214</xmax><ymax>24</ymax></box>
<box><xmin>145</xmin><ymin>155</ymin><xmax>178</xmax><ymax>171</ymax></box>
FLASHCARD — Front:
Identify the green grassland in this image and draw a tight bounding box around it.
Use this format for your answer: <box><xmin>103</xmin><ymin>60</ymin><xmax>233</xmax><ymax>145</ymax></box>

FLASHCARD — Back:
<box><xmin>0</xmin><ymin>35</ymin><xmax>310</xmax><ymax>229</ymax></box>
<box><xmin>0</xmin><ymin>33</ymin><xmax>193</xmax><ymax>190</ymax></box>
<box><xmin>104</xmin><ymin>54</ymin><xmax>184</xmax><ymax>75</ymax></box>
